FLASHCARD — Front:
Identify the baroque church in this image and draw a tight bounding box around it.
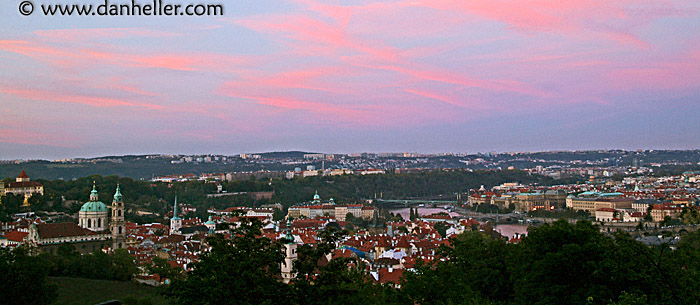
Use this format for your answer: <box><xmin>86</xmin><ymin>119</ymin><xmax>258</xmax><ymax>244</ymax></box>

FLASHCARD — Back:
<box><xmin>27</xmin><ymin>183</ymin><xmax>127</xmax><ymax>254</ymax></box>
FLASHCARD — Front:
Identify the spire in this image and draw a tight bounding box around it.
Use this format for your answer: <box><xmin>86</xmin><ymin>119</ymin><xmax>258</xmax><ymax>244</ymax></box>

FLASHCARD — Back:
<box><xmin>113</xmin><ymin>184</ymin><xmax>122</xmax><ymax>202</ymax></box>
<box><xmin>172</xmin><ymin>196</ymin><xmax>181</xmax><ymax>220</ymax></box>
<box><xmin>90</xmin><ymin>181</ymin><xmax>99</xmax><ymax>201</ymax></box>
<box><xmin>284</xmin><ymin>218</ymin><xmax>294</xmax><ymax>243</ymax></box>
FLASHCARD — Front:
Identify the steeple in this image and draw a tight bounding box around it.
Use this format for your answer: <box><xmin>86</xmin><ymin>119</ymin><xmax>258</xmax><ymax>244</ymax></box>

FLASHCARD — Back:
<box><xmin>113</xmin><ymin>184</ymin><xmax>122</xmax><ymax>202</ymax></box>
<box><xmin>172</xmin><ymin>196</ymin><xmax>181</xmax><ymax>220</ymax></box>
<box><xmin>281</xmin><ymin>217</ymin><xmax>298</xmax><ymax>283</ymax></box>
<box><xmin>90</xmin><ymin>181</ymin><xmax>99</xmax><ymax>201</ymax></box>
<box><xmin>111</xmin><ymin>184</ymin><xmax>126</xmax><ymax>249</ymax></box>
<box><xmin>284</xmin><ymin>218</ymin><xmax>294</xmax><ymax>243</ymax></box>
<box><xmin>170</xmin><ymin>196</ymin><xmax>182</xmax><ymax>235</ymax></box>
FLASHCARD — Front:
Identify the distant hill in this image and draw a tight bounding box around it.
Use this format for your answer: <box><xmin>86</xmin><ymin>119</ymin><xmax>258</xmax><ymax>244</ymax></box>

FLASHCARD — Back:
<box><xmin>257</xmin><ymin>151</ymin><xmax>318</xmax><ymax>158</ymax></box>
<box><xmin>2</xmin><ymin>149</ymin><xmax>699</xmax><ymax>181</ymax></box>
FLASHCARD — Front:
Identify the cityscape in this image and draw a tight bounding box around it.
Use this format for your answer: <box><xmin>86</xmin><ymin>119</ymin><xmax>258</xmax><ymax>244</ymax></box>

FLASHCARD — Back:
<box><xmin>1</xmin><ymin>149</ymin><xmax>700</xmax><ymax>304</ymax></box>
<box><xmin>2</xmin><ymin>0</ymin><xmax>700</xmax><ymax>304</ymax></box>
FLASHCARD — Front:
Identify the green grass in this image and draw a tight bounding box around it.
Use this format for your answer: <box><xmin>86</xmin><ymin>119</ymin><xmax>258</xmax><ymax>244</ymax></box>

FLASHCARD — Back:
<box><xmin>49</xmin><ymin>277</ymin><xmax>169</xmax><ymax>305</ymax></box>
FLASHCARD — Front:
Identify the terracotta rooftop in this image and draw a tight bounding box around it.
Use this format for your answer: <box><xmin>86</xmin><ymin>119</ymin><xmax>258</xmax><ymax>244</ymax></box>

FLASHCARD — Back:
<box><xmin>35</xmin><ymin>222</ymin><xmax>96</xmax><ymax>239</ymax></box>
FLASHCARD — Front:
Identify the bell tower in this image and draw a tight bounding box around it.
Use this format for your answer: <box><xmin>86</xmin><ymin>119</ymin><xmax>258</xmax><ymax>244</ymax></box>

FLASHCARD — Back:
<box><xmin>281</xmin><ymin>218</ymin><xmax>297</xmax><ymax>283</ymax></box>
<box><xmin>170</xmin><ymin>196</ymin><xmax>182</xmax><ymax>235</ymax></box>
<box><xmin>111</xmin><ymin>184</ymin><xmax>126</xmax><ymax>249</ymax></box>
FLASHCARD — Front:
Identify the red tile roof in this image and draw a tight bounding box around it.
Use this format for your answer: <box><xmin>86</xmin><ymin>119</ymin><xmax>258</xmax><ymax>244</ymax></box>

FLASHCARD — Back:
<box><xmin>35</xmin><ymin>223</ymin><xmax>96</xmax><ymax>239</ymax></box>
<box><xmin>3</xmin><ymin>231</ymin><xmax>28</xmax><ymax>242</ymax></box>
<box><xmin>377</xmin><ymin>268</ymin><xmax>404</xmax><ymax>284</ymax></box>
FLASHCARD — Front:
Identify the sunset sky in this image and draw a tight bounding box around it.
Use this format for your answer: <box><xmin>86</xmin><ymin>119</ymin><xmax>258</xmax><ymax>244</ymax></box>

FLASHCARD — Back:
<box><xmin>1</xmin><ymin>0</ymin><xmax>699</xmax><ymax>159</ymax></box>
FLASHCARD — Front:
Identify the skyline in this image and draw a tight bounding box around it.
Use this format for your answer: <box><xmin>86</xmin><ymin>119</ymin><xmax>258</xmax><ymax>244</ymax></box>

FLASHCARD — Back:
<box><xmin>2</xmin><ymin>0</ymin><xmax>700</xmax><ymax>160</ymax></box>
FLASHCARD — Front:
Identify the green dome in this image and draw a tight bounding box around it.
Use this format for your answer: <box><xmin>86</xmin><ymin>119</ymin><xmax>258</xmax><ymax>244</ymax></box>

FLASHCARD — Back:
<box><xmin>82</xmin><ymin>183</ymin><xmax>108</xmax><ymax>212</ymax></box>
<box><xmin>80</xmin><ymin>200</ymin><xmax>108</xmax><ymax>212</ymax></box>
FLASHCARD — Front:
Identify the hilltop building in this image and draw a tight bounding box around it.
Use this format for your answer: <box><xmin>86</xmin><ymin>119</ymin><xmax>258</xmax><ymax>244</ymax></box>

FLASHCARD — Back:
<box><xmin>2</xmin><ymin>171</ymin><xmax>44</xmax><ymax>205</ymax></box>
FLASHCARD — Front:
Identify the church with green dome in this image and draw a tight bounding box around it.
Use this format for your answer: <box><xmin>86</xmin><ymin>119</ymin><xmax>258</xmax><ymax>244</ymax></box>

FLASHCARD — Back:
<box><xmin>26</xmin><ymin>182</ymin><xmax>128</xmax><ymax>254</ymax></box>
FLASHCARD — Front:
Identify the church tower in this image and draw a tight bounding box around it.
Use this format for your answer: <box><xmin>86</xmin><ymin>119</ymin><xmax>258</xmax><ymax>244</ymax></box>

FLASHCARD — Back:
<box><xmin>111</xmin><ymin>184</ymin><xmax>126</xmax><ymax>249</ymax></box>
<box><xmin>281</xmin><ymin>218</ymin><xmax>297</xmax><ymax>284</ymax></box>
<box><xmin>170</xmin><ymin>196</ymin><xmax>182</xmax><ymax>235</ymax></box>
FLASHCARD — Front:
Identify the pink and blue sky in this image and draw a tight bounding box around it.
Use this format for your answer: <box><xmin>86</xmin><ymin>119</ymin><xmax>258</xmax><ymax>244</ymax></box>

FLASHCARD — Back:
<box><xmin>1</xmin><ymin>0</ymin><xmax>699</xmax><ymax>159</ymax></box>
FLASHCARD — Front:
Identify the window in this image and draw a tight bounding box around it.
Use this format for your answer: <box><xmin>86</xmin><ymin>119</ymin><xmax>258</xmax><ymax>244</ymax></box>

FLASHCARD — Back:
<box><xmin>98</xmin><ymin>218</ymin><xmax>101</xmax><ymax>228</ymax></box>
<box><xmin>88</xmin><ymin>219</ymin><xmax>91</xmax><ymax>228</ymax></box>
<box><xmin>118</xmin><ymin>210</ymin><xmax>121</xmax><ymax>217</ymax></box>
<box><xmin>119</xmin><ymin>226</ymin><xmax>122</xmax><ymax>234</ymax></box>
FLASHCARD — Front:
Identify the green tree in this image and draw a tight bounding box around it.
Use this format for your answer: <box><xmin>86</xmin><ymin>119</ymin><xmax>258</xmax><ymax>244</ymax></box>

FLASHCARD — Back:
<box><xmin>111</xmin><ymin>248</ymin><xmax>138</xmax><ymax>281</ymax></box>
<box><xmin>166</xmin><ymin>219</ymin><xmax>290</xmax><ymax>305</ymax></box>
<box><xmin>0</xmin><ymin>246</ymin><xmax>57</xmax><ymax>305</ymax></box>
<box><xmin>292</xmin><ymin>227</ymin><xmax>401</xmax><ymax>304</ymax></box>
<box><xmin>402</xmin><ymin>231</ymin><xmax>512</xmax><ymax>304</ymax></box>
<box><xmin>148</xmin><ymin>257</ymin><xmax>183</xmax><ymax>283</ymax></box>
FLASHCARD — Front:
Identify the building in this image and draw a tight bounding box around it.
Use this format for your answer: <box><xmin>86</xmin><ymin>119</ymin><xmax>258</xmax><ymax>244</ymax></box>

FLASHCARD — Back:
<box><xmin>280</xmin><ymin>219</ymin><xmax>297</xmax><ymax>284</ymax></box>
<box><xmin>566</xmin><ymin>192</ymin><xmax>632</xmax><ymax>215</ymax></box>
<box><xmin>26</xmin><ymin>184</ymin><xmax>124</xmax><ymax>254</ymax></box>
<box><xmin>170</xmin><ymin>197</ymin><xmax>182</xmax><ymax>235</ymax></box>
<box><xmin>3</xmin><ymin>170</ymin><xmax>44</xmax><ymax>202</ymax></box>
<box><xmin>27</xmin><ymin>222</ymin><xmax>111</xmax><ymax>254</ymax></box>
<box><xmin>110</xmin><ymin>185</ymin><xmax>126</xmax><ymax>249</ymax></box>
<box><xmin>650</xmin><ymin>203</ymin><xmax>683</xmax><ymax>222</ymax></box>
<box><xmin>287</xmin><ymin>192</ymin><xmax>377</xmax><ymax>221</ymax></box>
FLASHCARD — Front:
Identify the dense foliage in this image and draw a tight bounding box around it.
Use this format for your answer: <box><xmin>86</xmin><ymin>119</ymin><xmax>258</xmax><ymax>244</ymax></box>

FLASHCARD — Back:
<box><xmin>167</xmin><ymin>220</ymin><xmax>290</xmax><ymax>305</ymax></box>
<box><xmin>38</xmin><ymin>244</ymin><xmax>137</xmax><ymax>281</ymax></box>
<box><xmin>0</xmin><ymin>246</ymin><xmax>58</xmax><ymax>305</ymax></box>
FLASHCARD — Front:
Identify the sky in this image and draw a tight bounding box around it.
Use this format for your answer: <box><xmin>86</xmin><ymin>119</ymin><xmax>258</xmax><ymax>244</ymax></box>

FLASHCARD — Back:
<box><xmin>1</xmin><ymin>0</ymin><xmax>699</xmax><ymax>160</ymax></box>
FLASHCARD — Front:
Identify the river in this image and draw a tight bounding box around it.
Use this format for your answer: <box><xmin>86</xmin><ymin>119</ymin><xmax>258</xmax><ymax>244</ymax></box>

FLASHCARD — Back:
<box><xmin>388</xmin><ymin>206</ymin><xmax>529</xmax><ymax>238</ymax></box>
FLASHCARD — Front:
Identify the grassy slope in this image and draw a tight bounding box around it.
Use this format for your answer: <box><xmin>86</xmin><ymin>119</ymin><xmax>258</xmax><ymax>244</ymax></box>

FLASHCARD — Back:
<box><xmin>49</xmin><ymin>277</ymin><xmax>168</xmax><ymax>305</ymax></box>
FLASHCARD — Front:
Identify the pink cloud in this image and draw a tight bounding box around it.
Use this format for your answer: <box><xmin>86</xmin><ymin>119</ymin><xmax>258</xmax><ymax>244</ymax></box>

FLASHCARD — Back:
<box><xmin>404</xmin><ymin>88</ymin><xmax>474</xmax><ymax>109</ymax></box>
<box><xmin>232</xmin><ymin>94</ymin><xmax>369</xmax><ymax>121</ymax></box>
<box><xmin>235</xmin><ymin>13</ymin><xmax>400</xmax><ymax>61</ymax></box>
<box><xmin>410</xmin><ymin>0</ymin><xmax>696</xmax><ymax>49</ymax></box>
<box><xmin>347</xmin><ymin>56</ymin><xmax>549</xmax><ymax>97</ymax></box>
<box><xmin>607</xmin><ymin>58</ymin><xmax>700</xmax><ymax>91</ymax></box>
<box><xmin>34</xmin><ymin>27</ymin><xmax>180</xmax><ymax>42</ymax></box>
<box><xmin>0</xmin><ymin>128</ymin><xmax>77</xmax><ymax>147</ymax></box>
<box><xmin>0</xmin><ymin>38</ymin><xmax>259</xmax><ymax>72</ymax></box>
<box><xmin>0</xmin><ymin>85</ymin><xmax>165</xmax><ymax>110</ymax></box>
